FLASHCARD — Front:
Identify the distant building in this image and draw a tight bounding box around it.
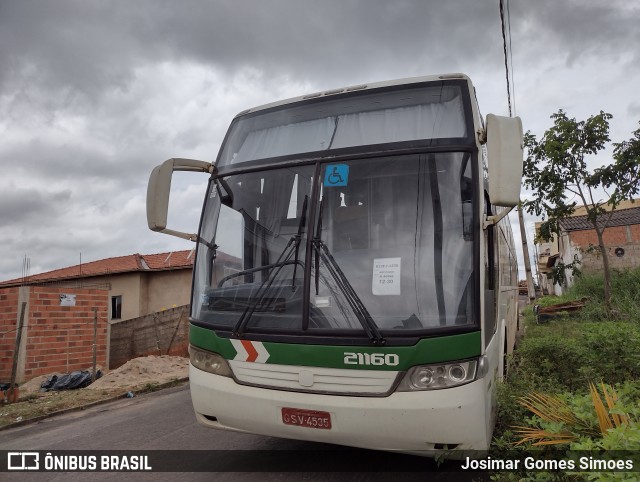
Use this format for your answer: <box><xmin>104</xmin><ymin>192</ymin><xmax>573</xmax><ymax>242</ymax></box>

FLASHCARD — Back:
<box><xmin>1</xmin><ymin>250</ymin><xmax>194</xmax><ymax>321</ymax></box>
<box><xmin>0</xmin><ymin>250</ymin><xmax>241</xmax><ymax>322</ymax></box>
<box><xmin>535</xmin><ymin>200</ymin><xmax>640</xmax><ymax>295</ymax></box>
<box><xmin>535</xmin><ymin>229</ymin><xmax>561</xmax><ymax>295</ymax></box>
<box><xmin>0</xmin><ymin>250</ymin><xmax>243</xmax><ymax>381</ymax></box>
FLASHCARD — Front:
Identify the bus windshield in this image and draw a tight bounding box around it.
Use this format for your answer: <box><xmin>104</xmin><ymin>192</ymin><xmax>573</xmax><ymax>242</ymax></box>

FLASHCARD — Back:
<box><xmin>218</xmin><ymin>83</ymin><xmax>469</xmax><ymax>167</ymax></box>
<box><xmin>192</xmin><ymin>152</ymin><xmax>476</xmax><ymax>336</ymax></box>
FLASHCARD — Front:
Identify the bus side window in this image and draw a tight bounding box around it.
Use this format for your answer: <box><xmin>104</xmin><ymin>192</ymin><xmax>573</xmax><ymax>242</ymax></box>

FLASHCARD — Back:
<box><xmin>484</xmin><ymin>192</ymin><xmax>498</xmax><ymax>347</ymax></box>
<box><xmin>211</xmin><ymin>204</ymin><xmax>244</xmax><ymax>287</ymax></box>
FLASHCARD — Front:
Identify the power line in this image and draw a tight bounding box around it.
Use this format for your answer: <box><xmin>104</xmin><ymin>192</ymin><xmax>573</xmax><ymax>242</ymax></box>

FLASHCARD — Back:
<box><xmin>499</xmin><ymin>0</ymin><xmax>513</xmax><ymax>117</ymax></box>
<box><xmin>506</xmin><ymin>0</ymin><xmax>516</xmax><ymax>116</ymax></box>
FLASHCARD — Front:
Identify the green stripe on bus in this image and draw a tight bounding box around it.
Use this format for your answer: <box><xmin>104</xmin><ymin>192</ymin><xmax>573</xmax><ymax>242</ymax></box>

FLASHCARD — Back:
<box><xmin>190</xmin><ymin>324</ymin><xmax>481</xmax><ymax>370</ymax></box>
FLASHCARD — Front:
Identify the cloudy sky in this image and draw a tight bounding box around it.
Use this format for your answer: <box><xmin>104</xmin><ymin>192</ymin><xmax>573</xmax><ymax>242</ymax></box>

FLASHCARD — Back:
<box><xmin>1</xmin><ymin>0</ymin><xmax>639</xmax><ymax>282</ymax></box>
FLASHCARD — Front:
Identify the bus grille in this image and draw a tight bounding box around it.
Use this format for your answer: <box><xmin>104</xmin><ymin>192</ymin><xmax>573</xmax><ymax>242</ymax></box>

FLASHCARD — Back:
<box><xmin>228</xmin><ymin>361</ymin><xmax>400</xmax><ymax>396</ymax></box>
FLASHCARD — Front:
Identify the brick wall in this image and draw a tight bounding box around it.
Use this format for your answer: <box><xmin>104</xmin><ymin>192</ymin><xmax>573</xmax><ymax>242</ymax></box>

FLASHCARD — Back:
<box><xmin>569</xmin><ymin>225</ymin><xmax>640</xmax><ymax>272</ymax></box>
<box><xmin>109</xmin><ymin>305</ymin><xmax>189</xmax><ymax>369</ymax></box>
<box><xmin>569</xmin><ymin>226</ymin><xmax>629</xmax><ymax>247</ymax></box>
<box><xmin>0</xmin><ymin>287</ymin><xmax>20</xmax><ymax>382</ymax></box>
<box><xmin>0</xmin><ymin>286</ymin><xmax>109</xmax><ymax>384</ymax></box>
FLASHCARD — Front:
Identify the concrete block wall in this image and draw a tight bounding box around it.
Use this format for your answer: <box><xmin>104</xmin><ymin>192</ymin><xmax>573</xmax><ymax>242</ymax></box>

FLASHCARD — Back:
<box><xmin>0</xmin><ymin>286</ymin><xmax>109</xmax><ymax>384</ymax></box>
<box><xmin>109</xmin><ymin>305</ymin><xmax>189</xmax><ymax>369</ymax></box>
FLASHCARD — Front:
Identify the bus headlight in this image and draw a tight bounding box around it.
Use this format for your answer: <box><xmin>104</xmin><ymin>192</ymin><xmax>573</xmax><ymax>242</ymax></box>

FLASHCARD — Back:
<box><xmin>189</xmin><ymin>345</ymin><xmax>233</xmax><ymax>377</ymax></box>
<box><xmin>396</xmin><ymin>359</ymin><xmax>477</xmax><ymax>391</ymax></box>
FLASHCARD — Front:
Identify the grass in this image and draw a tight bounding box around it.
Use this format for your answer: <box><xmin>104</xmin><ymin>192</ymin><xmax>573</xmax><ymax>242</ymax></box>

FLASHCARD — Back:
<box><xmin>533</xmin><ymin>268</ymin><xmax>640</xmax><ymax>320</ymax></box>
<box><xmin>1</xmin><ymin>378</ymin><xmax>188</xmax><ymax>429</ymax></box>
<box><xmin>0</xmin><ymin>389</ymin><xmax>122</xmax><ymax>428</ymax></box>
<box><xmin>140</xmin><ymin>379</ymin><xmax>183</xmax><ymax>393</ymax></box>
<box><xmin>491</xmin><ymin>268</ymin><xmax>640</xmax><ymax>480</ymax></box>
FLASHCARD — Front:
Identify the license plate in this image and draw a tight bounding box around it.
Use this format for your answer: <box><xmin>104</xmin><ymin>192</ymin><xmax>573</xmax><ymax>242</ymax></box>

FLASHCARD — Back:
<box><xmin>281</xmin><ymin>407</ymin><xmax>332</xmax><ymax>430</ymax></box>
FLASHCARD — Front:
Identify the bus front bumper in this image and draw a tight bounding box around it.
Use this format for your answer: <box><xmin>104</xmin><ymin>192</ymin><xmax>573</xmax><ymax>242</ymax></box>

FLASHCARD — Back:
<box><xmin>189</xmin><ymin>364</ymin><xmax>492</xmax><ymax>454</ymax></box>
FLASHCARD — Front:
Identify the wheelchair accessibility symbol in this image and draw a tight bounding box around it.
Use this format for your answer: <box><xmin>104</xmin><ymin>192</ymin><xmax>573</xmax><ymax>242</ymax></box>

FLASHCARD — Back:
<box><xmin>323</xmin><ymin>164</ymin><xmax>349</xmax><ymax>187</ymax></box>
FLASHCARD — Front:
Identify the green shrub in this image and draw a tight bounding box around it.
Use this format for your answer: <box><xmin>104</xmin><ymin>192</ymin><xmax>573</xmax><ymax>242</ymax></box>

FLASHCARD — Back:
<box><xmin>578</xmin><ymin>323</ymin><xmax>640</xmax><ymax>382</ymax></box>
<box><xmin>509</xmin><ymin>321</ymin><xmax>640</xmax><ymax>392</ymax></box>
<box><xmin>512</xmin><ymin>382</ymin><xmax>640</xmax><ymax>447</ymax></box>
<box><xmin>492</xmin><ymin>383</ymin><xmax>640</xmax><ymax>482</ymax></box>
<box><xmin>511</xmin><ymin>333</ymin><xmax>586</xmax><ymax>391</ymax></box>
<box><xmin>560</xmin><ymin>268</ymin><xmax>640</xmax><ymax>321</ymax></box>
<box><xmin>492</xmin><ymin>270</ymin><xmax>640</xmax><ymax>481</ymax></box>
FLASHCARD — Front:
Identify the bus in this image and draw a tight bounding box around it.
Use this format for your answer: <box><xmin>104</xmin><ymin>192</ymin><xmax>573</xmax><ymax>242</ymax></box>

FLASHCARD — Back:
<box><xmin>146</xmin><ymin>73</ymin><xmax>522</xmax><ymax>455</ymax></box>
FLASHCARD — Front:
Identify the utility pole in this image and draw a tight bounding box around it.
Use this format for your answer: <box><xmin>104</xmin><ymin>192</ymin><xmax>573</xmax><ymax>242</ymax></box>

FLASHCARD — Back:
<box><xmin>518</xmin><ymin>203</ymin><xmax>536</xmax><ymax>301</ymax></box>
<box><xmin>533</xmin><ymin>240</ymin><xmax>544</xmax><ymax>293</ymax></box>
<box><xmin>10</xmin><ymin>302</ymin><xmax>27</xmax><ymax>402</ymax></box>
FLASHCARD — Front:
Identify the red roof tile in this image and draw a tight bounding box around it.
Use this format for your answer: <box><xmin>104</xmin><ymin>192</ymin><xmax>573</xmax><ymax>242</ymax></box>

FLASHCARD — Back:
<box><xmin>141</xmin><ymin>251</ymin><xmax>195</xmax><ymax>269</ymax></box>
<box><xmin>0</xmin><ymin>250</ymin><xmax>196</xmax><ymax>287</ymax></box>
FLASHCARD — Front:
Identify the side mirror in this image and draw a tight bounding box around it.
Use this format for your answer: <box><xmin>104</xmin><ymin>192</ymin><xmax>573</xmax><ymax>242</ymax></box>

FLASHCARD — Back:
<box><xmin>485</xmin><ymin>114</ymin><xmax>523</xmax><ymax>207</ymax></box>
<box><xmin>146</xmin><ymin>158</ymin><xmax>213</xmax><ymax>241</ymax></box>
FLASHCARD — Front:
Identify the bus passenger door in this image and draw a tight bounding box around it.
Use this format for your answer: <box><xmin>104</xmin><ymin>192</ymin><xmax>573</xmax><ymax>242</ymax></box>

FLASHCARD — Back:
<box><xmin>483</xmin><ymin>193</ymin><xmax>500</xmax><ymax>438</ymax></box>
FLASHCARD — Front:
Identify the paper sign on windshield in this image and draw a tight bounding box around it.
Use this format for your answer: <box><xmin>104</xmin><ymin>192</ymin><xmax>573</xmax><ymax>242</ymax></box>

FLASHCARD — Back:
<box><xmin>372</xmin><ymin>258</ymin><xmax>401</xmax><ymax>296</ymax></box>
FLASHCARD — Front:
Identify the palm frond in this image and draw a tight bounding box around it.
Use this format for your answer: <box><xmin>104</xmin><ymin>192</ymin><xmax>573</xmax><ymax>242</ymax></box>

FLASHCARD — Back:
<box><xmin>589</xmin><ymin>381</ymin><xmax>613</xmax><ymax>435</ymax></box>
<box><xmin>512</xmin><ymin>426</ymin><xmax>576</xmax><ymax>446</ymax></box>
<box><xmin>512</xmin><ymin>382</ymin><xmax>633</xmax><ymax>448</ymax></box>
<box><xmin>517</xmin><ymin>392</ymin><xmax>579</xmax><ymax>426</ymax></box>
<box><xmin>600</xmin><ymin>382</ymin><xmax>629</xmax><ymax>427</ymax></box>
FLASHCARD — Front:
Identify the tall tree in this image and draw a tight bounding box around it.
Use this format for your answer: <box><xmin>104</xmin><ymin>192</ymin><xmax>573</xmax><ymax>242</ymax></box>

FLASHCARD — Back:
<box><xmin>606</xmin><ymin>122</ymin><xmax>640</xmax><ymax>204</ymax></box>
<box><xmin>523</xmin><ymin>111</ymin><xmax>640</xmax><ymax>308</ymax></box>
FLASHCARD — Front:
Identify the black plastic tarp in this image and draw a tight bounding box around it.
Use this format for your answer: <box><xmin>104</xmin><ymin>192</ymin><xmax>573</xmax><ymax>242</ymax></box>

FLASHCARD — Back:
<box><xmin>40</xmin><ymin>370</ymin><xmax>102</xmax><ymax>391</ymax></box>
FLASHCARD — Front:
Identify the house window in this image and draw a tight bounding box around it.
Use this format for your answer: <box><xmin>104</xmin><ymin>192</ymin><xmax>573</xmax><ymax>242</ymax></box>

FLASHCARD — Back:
<box><xmin>111</xmin><ymin>295</ymin><xmax>122</xmax><ymax>320</ymax></box>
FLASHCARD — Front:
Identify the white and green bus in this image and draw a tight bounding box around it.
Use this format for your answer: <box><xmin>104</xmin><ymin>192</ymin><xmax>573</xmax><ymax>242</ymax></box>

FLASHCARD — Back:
<box><xmin>146</xmin><ymin>73</ymin><xmax>522</xmax><ymax>455</ymax></box>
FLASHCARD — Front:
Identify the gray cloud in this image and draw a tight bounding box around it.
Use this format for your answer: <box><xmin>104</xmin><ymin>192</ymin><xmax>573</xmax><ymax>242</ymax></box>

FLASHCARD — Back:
<box><xmin>0</xmin><ymin>0</ymin><xmax>503</xmax><ymax>100</ymax></box>
<box><xmin>628</xmin><ymin>103</ymin><xmax>640</xmax><ymax>121</ymax></box>
<box><xmin>3</xmin><ymin>0</ymin><xmax>636</xmax><ymax>98</ymax></box>
<box><xmin>0</xmin><ymin>0</ymin><xmax>638</xmax><ymax>281</ymax></box>
<box><xmin>514</xmin><ymin>0</ymin><xmax>640</xmax><ymax>68</ymax></box>
<box><xmin>3</xmin><ymin>139</ymin><xmax>164</xmax><ymax>186</ymax></box>
<box><xmin>0</xmin><ymin>186</ymin><xmax>71</xmax><ymax>224</ymax></box>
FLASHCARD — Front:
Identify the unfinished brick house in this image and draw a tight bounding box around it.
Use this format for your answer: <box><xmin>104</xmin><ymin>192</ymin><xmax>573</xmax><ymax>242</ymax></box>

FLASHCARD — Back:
<box><xmin>0</xmin><ymin>286</ymin><xmax>109</xmax><ymax>384</ymax></box>
<box><xmin>0</xmin><ymin>250</ymin><xmax>197</xmax><ymax>322</ymax></box>
<box><xmin>536</xmin><ymin>201</ymin><xmax>640</xmax><ymax>295</ymax></box>
<box><xmin>1</xmin><ymin>249</ymin><xmax>243</xmax><ymax>378</ymax></box>
<box><xmin>1</xmin><ymin>250</ymin><xmax>195</xmax><ymax>383</ymax></box>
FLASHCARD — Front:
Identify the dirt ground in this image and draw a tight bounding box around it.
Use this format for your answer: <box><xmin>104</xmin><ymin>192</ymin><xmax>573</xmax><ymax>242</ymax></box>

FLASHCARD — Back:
<box><xmin>1</xmin><ymin>355</ymin><xmax>189</xmax><ymax>429</ymax></box>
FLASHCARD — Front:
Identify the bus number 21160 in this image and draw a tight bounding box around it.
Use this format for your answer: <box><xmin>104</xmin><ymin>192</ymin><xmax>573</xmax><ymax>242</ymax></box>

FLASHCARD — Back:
<box><xmin>344</xmin><ymin>352</ymin><xmax>399</xmax><ymax>366</ymax></box>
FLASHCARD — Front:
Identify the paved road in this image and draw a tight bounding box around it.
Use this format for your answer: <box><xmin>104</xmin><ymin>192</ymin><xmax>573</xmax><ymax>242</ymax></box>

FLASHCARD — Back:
<box><xmin>1</xmin><ymin>383</ymin><xmax>485</xmax><ymax>481</ymax></box>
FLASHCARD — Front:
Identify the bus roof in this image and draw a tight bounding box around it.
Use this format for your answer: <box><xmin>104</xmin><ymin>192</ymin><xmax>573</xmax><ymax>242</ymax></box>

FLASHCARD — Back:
<box><xmin>233</xmin><ymin>73</ymin><xmax>472</xmax><ymax>119</ymax></box>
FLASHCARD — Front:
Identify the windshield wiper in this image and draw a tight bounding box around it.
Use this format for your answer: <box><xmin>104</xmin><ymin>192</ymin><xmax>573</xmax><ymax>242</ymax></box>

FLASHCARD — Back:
<box><xmin>232</xmin><ymin>196</ymin><xmax>309</xmax><ymax>337</ymax></box>
<box><xmin>312</xmin><ymin>202</ymin><xmax>385</xmax><ymax>345</ymax></box>
<box><xmin>313</xmin><ymin>199</ymin><xmax>323</xmax><ymax>296</ymax></box>
<box><xmin>291</xmin><ymin>195</ymin><xmax>308</xmax><ymax>292</ymax></box>
<box><xmin>314</xmin><ymin>241</ymin><xmax>385</xmax><ymax>345</ymax></box>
